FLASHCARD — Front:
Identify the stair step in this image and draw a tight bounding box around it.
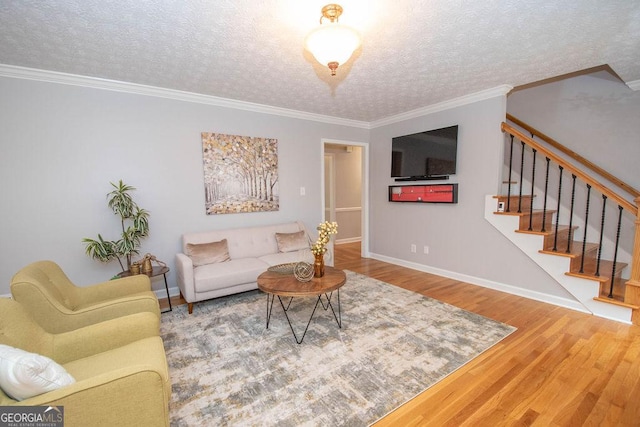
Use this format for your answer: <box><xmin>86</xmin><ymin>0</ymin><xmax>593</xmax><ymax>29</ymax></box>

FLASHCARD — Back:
<box><xmin>494</xmin><ymin>209</ymin><xmax>556</xmax><ymax>231</ymax></box>
<box><xmin>566</xmin><ymin>259</ymin><xmax>627</xmax><ymax>281</ymax></box>
<box><xmin>593</xmin><ymin>296</ymin><xmax>639</xmax><ymax>310</ymax></box>
<box><xmin>602</xmin><ymin>276</ymin><xmax>627</xmax><ymax>300</ymax></box>
<box><xmin>575</xmin><ymin>266</ymin><xmax>635</xmax><ymax>311</ymax></box>
<box><xmin>592</xmin><ymin>275</ymin><xmax>636</xmax><ymax>310</ymax></box>
<box><xmin>540</xmin><ymin>241</ymin><xmax>601</xmax><ymax>272</ymax></box>
<box><xmin>519</xmin><ymin>210</ymin><xmax>555</xmax><ymax>231</ymax></box>
<box><xmin>493</xmin><ymin>194</ymin><xmax>534</xmax><ymax>212</ymax></box>
<box><xmin>540</xmin><ymin>241</ymin><xmax>598</xmax><ymax>258</ymax></box>
<box><xmin>516</xmin><ymin>224</ymin><xmax>571</xmax><ymax>236</ymax></box>
<box><xmin>516</xmin><ymin>224</ymin><xmax>579</xmax><ymax>251</ymax></box>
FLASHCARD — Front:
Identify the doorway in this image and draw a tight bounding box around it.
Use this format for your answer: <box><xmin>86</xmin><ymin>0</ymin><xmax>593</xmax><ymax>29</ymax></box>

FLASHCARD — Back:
<box><xmin>322</xmin><ymin>139</ymin><xmax>368</xmax><ymax>257</ymax></box>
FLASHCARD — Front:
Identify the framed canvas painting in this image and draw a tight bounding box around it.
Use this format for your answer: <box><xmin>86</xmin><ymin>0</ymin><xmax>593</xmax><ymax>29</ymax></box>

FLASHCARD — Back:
<box><xmin>201</xmin><ymin>133</ymin><xmax>279</xmax><ymax>215</ymax></box>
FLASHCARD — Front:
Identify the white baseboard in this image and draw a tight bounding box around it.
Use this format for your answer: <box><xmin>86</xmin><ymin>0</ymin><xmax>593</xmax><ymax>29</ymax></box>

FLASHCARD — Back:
<box><xmin>368</xmin><ymin>252</ymin><xmax>589</xmax><ymax>314</ymax></box>
<box><xmin>335</xmin><ymin>237</ymin><xmax>362</xmax><ymax>245</ymax></box>
<box><xmin>153</xmin><ymin>286</ymin><xmax>180</xmax><ymax>300</ymax></box>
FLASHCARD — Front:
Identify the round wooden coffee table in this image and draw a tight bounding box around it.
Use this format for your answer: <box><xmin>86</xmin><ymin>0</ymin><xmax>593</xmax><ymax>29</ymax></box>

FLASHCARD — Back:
<box><xmin>257</xmin><ymin>266</ymin><xmax>346</xmax><ymax>344</ymax></box>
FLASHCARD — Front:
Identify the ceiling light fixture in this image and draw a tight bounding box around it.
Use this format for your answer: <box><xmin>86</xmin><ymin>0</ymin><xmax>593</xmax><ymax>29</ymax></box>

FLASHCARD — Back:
<box><xmin>304</xmin><ymin>4</ymin><xmax>361</xmax><ymax>76</ymax></box>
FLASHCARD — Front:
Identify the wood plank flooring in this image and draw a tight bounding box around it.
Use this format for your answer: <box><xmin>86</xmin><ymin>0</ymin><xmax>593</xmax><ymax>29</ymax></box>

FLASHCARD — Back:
<box><xmin>160</xmin><ymin>242</ymin><xmax>640</xmax><ymax>426</ymax></box>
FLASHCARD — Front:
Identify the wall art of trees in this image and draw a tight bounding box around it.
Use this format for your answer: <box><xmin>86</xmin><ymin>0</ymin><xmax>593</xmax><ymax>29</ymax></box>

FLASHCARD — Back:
<box><xmin>201</xmin><ymin>133</ymin><xmax>279</xmax><ymax>215</ymax></box>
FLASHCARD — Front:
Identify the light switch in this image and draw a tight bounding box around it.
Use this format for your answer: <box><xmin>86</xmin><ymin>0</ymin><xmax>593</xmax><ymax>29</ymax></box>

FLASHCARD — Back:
<box><xmin>300</xmin><ymin>187</ymin><xmax>306</xmax><ymax>196</ymax></box>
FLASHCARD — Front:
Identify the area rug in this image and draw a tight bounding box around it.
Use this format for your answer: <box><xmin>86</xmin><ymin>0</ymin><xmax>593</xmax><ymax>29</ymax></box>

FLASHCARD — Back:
<box><xmin>160</xmin><ymin>271</ymin><xmax>516</xmax><ymax>426</ymax></box>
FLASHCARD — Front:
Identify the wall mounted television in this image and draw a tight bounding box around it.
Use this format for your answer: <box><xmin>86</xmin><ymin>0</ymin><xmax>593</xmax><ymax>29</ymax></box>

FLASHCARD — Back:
<box><xmin>391</xmin><ymin>125</ymin><xmax>459</xmax><ymax>181</ymax></box>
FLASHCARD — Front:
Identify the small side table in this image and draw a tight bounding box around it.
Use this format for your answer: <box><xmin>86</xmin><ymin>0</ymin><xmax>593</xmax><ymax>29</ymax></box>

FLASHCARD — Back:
<box><xmin>118</xmin><ymin>266</ymin><xmax>172</xmax><ymax>313</ymax></box>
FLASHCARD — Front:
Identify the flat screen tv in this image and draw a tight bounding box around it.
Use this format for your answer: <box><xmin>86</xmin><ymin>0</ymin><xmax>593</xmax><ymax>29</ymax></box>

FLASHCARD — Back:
<box><xmin>391</xmin><ymin>125</ymin><xmax>458</xmax><ymax>180</ymax></box>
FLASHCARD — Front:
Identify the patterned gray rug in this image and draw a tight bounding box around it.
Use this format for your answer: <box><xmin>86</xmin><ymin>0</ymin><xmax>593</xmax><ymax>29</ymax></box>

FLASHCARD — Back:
<box><xmin>161</xmin><ymin>271</ymin><xmax>516</xmax><ymax>426</ymax></box>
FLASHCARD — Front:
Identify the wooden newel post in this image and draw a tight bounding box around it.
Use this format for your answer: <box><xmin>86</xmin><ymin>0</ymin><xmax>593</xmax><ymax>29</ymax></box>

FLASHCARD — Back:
<box><xmin>625</xmin><ymin>197</ymin><xmax>640</xmax><ymax>324</ymax></box>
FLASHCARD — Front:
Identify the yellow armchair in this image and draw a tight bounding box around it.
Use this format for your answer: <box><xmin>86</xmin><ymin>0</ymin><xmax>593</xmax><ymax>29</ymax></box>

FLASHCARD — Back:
<box><xmin>0</xmin><ymin>298</ymin><xmax>170</xmax><ymax>427</ymax></box>
<box><xmin>10</xmin><ymin>260</ymin><xmax>160</xmax><ymax>333</ymax></box>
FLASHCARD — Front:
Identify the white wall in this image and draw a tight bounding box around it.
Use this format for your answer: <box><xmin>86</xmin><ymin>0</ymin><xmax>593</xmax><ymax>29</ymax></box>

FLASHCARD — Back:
<box><xmin>0</xmin><ymin>76</ymin><xmax>369</xmax><ymax>296</ymax></box>
<box><xmin>369</xmin><ymin>95</ymin><xmax>574</xmax><ymax>300</ymax></box>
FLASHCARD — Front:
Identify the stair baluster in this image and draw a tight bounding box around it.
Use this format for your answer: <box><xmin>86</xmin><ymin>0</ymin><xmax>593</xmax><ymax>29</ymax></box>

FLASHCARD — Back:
<box><xmin>579</xmin><ymin>184</ymin><xmax>592</xmax><ymax>274</ymax></box>
<box><xmin>528</xmin><ymin>149</ymin><xmax>537</xmax><ymax>231</ymax></box>
<box><xmin>507</xmin><ymin>135</ymin><xmax>514</xmax><ymax>212</ymax></box>
<box><xmin>609</xmin><ymin>206</ymin><xmax>624</xmax><ymax>298</ymax></box>
<box><xmin>552</xmin><ymin>166</ymin><xmax>564</xmax><ymax>252</ymax></box>
<box><xmin>518</xmin><ymin>141</ymin><xmax>525</xmax><ymax>213</ymax></box>
<box><xmin>567</xmin><ymin>175</ymin><xmax>577</xmax><ymax>253</ymax></box>
<box><xmin>595</xmin><ymin>195</ymin><xmax>607</xmax><ymax>277</ymax></box>
<box><xmin>541</xmin><ymin>157</ymin><xmax>550</xmax><ymax>232</ymax></box>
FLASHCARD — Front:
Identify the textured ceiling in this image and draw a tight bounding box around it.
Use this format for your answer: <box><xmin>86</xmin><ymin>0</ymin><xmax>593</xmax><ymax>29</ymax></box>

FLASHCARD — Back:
<box><xmin>1</xmin><ymin>0</ymin><xmax>639</xmax><ymax>123</ymax></box>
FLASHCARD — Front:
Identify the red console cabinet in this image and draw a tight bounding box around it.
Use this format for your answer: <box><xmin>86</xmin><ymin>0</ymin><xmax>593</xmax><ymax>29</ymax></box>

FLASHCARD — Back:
<box><xmin>389</xmin><ymin>184</ymin><xmax>458</xmax><ymax>204</ymax></box>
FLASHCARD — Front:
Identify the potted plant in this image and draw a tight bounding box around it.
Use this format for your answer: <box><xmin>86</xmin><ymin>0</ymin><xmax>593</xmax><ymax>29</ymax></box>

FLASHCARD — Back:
<box><xmin>83</xmin><ymin>180</ymin><xmax>150</xmax><ymax>272</ymax></box>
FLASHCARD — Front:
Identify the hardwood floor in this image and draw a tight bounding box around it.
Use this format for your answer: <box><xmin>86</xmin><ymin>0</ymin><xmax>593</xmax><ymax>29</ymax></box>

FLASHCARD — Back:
<box><xmin>160</xmin><ymin>242</ymin><xmax>640</xmax><ymax>426</ymax></box>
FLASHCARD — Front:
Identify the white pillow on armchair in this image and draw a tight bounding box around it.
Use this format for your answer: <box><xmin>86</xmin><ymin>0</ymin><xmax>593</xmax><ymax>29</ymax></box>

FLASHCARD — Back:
<box><xmin>0</xmin><ymin>344</ymin><xmax>75</xmax><ymax>401</ymax></box>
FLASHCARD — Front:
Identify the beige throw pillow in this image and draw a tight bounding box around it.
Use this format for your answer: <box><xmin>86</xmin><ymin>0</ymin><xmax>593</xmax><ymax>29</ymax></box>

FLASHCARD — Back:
<box><xmin>186</xmin><ymin>239</ymin><xmax>230</xmax><ymax>266</ymax></box>
<box><xmin>275</xmin><ymin>231</ymin><xmax>308</xmax><ymax>253</ymax></box>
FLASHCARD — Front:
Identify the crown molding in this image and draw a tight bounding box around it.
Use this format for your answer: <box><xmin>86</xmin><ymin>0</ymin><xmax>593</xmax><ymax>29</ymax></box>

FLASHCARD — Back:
<box><xmin>626</xmin><ymin>79</ymin><xmax>640</xmax><ymax>91</ymax></box>
<box><xmin>0</xmin><ymin>64</ymin><xmax>370</xmax><ymax>129</ymax></box>
<box><xmin>369</xmin><ymin>85</ymin><xmax>513</xmax><ymax>129</ymax></box>
<box><xmin>1</xmin><ymin>64</ymin><xmax>514</xmax><ymax>129</ymax></box>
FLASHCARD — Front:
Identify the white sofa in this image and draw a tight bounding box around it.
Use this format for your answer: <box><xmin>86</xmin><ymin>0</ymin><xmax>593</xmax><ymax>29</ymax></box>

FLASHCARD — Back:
<box><xmin>175</xmin><ymin>221</ymin><xmax>332</xmax><ymax>314</ymax></box>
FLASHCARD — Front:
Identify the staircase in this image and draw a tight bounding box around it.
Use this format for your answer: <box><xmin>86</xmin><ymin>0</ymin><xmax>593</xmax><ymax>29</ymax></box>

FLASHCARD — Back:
<box><xmin>485</xmin><ymin>116</ymin><xmax>640</xmax><ymax>324</ymax></box>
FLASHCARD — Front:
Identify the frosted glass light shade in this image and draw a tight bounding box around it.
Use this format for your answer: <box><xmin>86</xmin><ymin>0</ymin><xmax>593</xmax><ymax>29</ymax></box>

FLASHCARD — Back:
<box><xmin>305</xmin><ymin>22</ymin><xmax>361</xmax><ymax>74</ymax></box>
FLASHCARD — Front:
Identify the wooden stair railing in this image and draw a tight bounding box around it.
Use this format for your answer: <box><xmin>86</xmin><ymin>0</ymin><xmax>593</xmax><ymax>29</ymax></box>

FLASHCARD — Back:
<box><xmin>506</xmin><ymin>114</ymin><xmax>640</xmax><ymax>199</ymax></box>
<box><xmin>502</xmin><ymin>123</ymin><xmax>636</xmax><ymax>215</ymax></box>
<box><xmin>500</xmin><ymin>121</ymin><xmax>640</xmax><ymax>323</ymax></box>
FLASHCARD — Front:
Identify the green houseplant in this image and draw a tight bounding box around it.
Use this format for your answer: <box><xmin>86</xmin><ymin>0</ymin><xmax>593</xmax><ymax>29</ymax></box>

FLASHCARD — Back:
<box><xmin>83</xmin><ymin>180</ymin><xmax>150</xmax><ymax>272</ymax></box>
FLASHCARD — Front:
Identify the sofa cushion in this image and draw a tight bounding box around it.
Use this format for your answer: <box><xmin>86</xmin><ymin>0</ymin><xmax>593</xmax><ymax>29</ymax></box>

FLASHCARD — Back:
<box><xmin>193</xmin><ymin>258</ymin><xmax>269</xmax><ymax>293</ymax></box>
<box><xmin>63</xmin><ymin>336</ymin><xmax>170</xmax><ymax>405</ymax></box>
<box><xmin>186</xmin><ymin>239</ymin><xmax>230</xmax><ymax>267</ymax></box>
<box><xmin>0</xmin><ymin>344</ymin><xmax>75</xmax><ymax>401</ymax></box>
<box><xmin>182</xmin><ymin>222</ymin><xmax>305</xmax><ymax>260</ymax></box>
<box><xmin>63</xmin><ymin>336</ymin><xmax>168</xmax><ymax>381</ymax></box>
<box><xmin>275</xmin><ymin>230</ymin><xmax>309</xmax><ymax>253</ymax></box>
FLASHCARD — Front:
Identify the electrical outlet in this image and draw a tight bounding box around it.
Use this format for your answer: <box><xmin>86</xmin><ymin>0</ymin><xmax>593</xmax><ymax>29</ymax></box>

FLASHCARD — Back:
<box><xmin>410</xmin><ymin>244</ymin><xmax>416</xmax><ymax>253</ymax></box>
<box><xmin>423</xmin><ymin>246</ymin><xmax>429</xmax><ymax>254</ymax></box>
